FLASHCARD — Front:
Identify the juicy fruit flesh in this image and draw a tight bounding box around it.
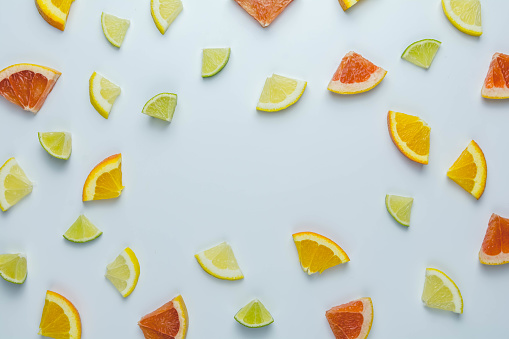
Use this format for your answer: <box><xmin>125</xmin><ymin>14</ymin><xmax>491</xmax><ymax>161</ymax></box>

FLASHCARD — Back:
<box><xmin>39</xmin><ymin>132</ymin><xmax>72</xmax><ymax>159</ymax></box>
<box><xmin>450</xmin><ymin>0</ymin><xmax>481</xmax><ymax>26</ymax></box>
<box><xmin>202</xmin><ymin>48</ymin><xmax>230</xmax><ymax>76</ymax></box>
<box><xmin>203</xmin><ymin>242</ymin><xmax>239</xmax><ymax>270</ymax></box>
<box><xmin>393</xmin><ymin>112</ymin><xmax>430</xmax><ymax>156</ymax></box>
<box><xmin>0</xmin><ymin>159</ymin><xmax>33</xmax><ymax>211</ymax></box>
<box><xmin>233</xmin><ymin>0</ymin><xmax>294</xmax><ymax>27</ymax></box>
<box><xmin>386</xmin><ymin>195</ymin><xmax>413</xmax><ymax>226</ymax></box>
<box><xmin>483</xmin><ymin>214</ymin><xmax>509</xmax><ymax>255</ymax></box>
<box><xmin>235</xmin><ymin>299</ymin><xmax>274</xmax><ymax>327</ymax></box>
<box><xmin>106</xmin><ymin>254</ymin><xmax>129</xmax><ymax>293</ymax></box>
<box><xmin>143</xmin><ymin>93</ymin><xmax>177</xmax><ymax>121</ymax></box>
<box><xmin>38</xmin><ymin>291</ymin><xmax>81</xmax><ymax>339</ymax></box>
<box><xmin>402</xmin><ymin>40</ymin><xmax>441</xmax><ymax>69</ymax></box>
<box><xmin>139</xmin><ymin>296</ymin><xmax>187</xmax><ymax>339</ymax></box>
<box><xmin>0</xmin><ymin>254</ymin><xmax>27</xmax><ymax>283</ymax></box>
<box><xmin>326</xmin><ymin>298</ymin><xmax>372</xmax><ymax>339</ymax></box>
<box><xmin>447</xmin><ymin>141</ymin><xmax>486</xmax><ymax>199</ymax></box>
<box><xmin>64</xmin><ymin>215</ymin><xmax>102</xmax><ymax>242</ymax></box>
<box><xmin>95</xmin><ymin>167</ymin><xmax>123</xmax><ymax>200</ymax></box>
<box><xmin>422</xmin><ymin>270</ymin><xmax>462</xmax><ymax>313</ymax></box>
<box><xmin>484</xmin><ymin>53</ymin><xmax>509</xmax><ymax>90</ymax></box>
<box><xmin>259</xmin><ymin>75</ymin><xmax>298</xmax><ymax>104</ymax></box>
<box><xmin>102</xmin><ymin>13</ymin><xmax>130</xmax><ymax>47</ymax></box>
<box><xmin>332</xmin><ymin>52</ymin><xmax>377</xmax><ymax>84</ymax></box>
<box><xmin>152</xmin><ymin>0</ymin><xmax>183</xmax><ymax>34</ymax></box>
<box><xmin>100</xmin><ymin>77</ymin><xmax>121</xmax><ymax>105</ymax></box>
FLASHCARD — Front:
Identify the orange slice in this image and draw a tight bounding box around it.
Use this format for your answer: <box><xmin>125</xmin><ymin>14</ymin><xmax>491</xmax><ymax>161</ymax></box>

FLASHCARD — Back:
<box><xmin>233</xmin><ymin>0</ymin><xmax>294</xmax><ymax>27</ymax></box>
<box><xmin>479</xmin><ymin>213</ymin><xmax>509</xmax><ymax>265</ymax></box>
<box><xmin>293</xmin><ymin>231</ymin><xmax>349</xmax><ymax>275</ymax></box>
<box><xmin>387</xmin><ymin>110</ymin><xmax>430</xmax><ymax>165</ymax></box>
<box><xmin>338</xmin><ymin>0</ymin><xmax>360</xmax><ymax>11</ymax></box>
<box><xmin>0</xmin><ymin>64</ymin><xmax>61</xmax><ymax>113</ymax></box>
<box><xmin>35</xmin><ymin>0</ymin><xmax>74</xmax><ymax>31</ymax></box>
<box><xmin>447</xmin><ymin>140</ymin><xmax>486</xmax><ymax>199</ymax></box>
<box><xmin>326</xmin><ymin>297</ymin><xmax>373</xmax><ymax>339</ymax></box>
<box><xmin>138</xmin><ymin>295</ymin><xmax>189</xmax><ymax>339</ymax></box>
<box><xmin>481</xmin><ymin>52</ymin><xmax>509</xmax><ymax>99</ymax></box>
<box><xmin>38</xmin><ymin>290</ymin><xmax>81</xmax><ymax>339</ymax></box>
<box><xmin>82</xmin><ymin>154</ymin><xmax>124</xmax><ymax>201</ymax></box>
<box><xmin>328</xmin><ymin>51</ymin><xmax>386</xmax><ymax>94</ymax></box>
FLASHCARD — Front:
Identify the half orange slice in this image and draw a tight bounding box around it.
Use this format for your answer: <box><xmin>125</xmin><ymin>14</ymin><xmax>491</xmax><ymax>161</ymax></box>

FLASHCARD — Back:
<box><xmin>83</xmin><ymin>154</ymin><xmax>124</xmax><ymax>201</ymax></box>
<box><xmin>388</xmin><ymin>111</ymin><xmax>430</xmax><ymax>164</ymax></box>
<box><xmin>326</xmin><ymin>297</ymin><xmax>373</xmax><ymax>339</ymax></box>
<box><xmin>39</xmin><ymin>290</ymin><xmax>81</xmax><ymax>339</ymax></box>
<box><xmin>481</xmin><ymin>52</ymin><xmax>509</xmax><ymax>99</ymax></box>
<box><xmin>447</xmin><ymin>140</ymin><xmax>486</xmax><ymax>199</ymax></box>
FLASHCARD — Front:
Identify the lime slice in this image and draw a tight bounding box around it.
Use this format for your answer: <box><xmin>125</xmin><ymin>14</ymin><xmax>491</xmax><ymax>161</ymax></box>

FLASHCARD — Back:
<box><xmin>63</xmin><ymin>215</ymin><xmax>103</xmax><ymax>243</ymax></box>
<box><xmin>142</xmin><ymin>93</ymin><xmax>177</xmax><ymax>122</ymax></box>
<box><xmin>257</xmin><ymin>74</ymin><xmax>307</xmax><ymax>112</ymax></box>
<box><xmin>195</xmin><ymin>242</ymin><xmax>244</xmax><ymax>280</ymax></box>
<box><xmin>235</xmin><ymin>299</ymin><xmax>274</xmax><ymax>328</ymax></box>
<box><xmin>422</xmin><ymin>268</ymin><xmax>463</xmax><ymax>313</ymax></box>
<box><xmin>202</xmin><ymin>48</ymin><xmax>231</xmax><ymax>77</ymax></box>
<box><xmin>101</xmin><ymin>12</ymin><xmax>130</xmax><ymax>48</ymax></box>
<box><xmin>0</xmin><ymin>158</ymin><xmax>33</xmax><ymax>212</ymax></box>
<box><xmin>385</xmin><ymin>194</ymin><xmax>413</xmax><ymax>226</ymax></box>
<box><xmin>106</xmin><ymin>247</ymin><xmax>140</xmax><ymax>297</ymax></box>
<box><xmin>401</xmin><ymin>39</ymin><xmax>441</xmax><ymax>69</ymax></box>
<box><xmin>38</xmin><ymin>132</ymin><xmax>72</xmax><ymax>160</ymax></box>
<box><xmin>0</xmin><ymin>253</ymin><xmax>27</xmax><ymax>284</ymax></box>
<box><xmin>89</xmin><ymin>72</ymin><xmax>121</xmax><ymax>119</ymax></box>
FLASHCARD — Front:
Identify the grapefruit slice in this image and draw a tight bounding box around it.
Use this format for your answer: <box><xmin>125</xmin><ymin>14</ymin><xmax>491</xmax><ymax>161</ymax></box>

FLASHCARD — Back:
<box><xmin>138</xmin><ymin>295</ymin><xmax>189</xmax><ymax>339</ymax></box>
<box><xmin>328</xmin><ymin>52</ymin><xmax>386</xmax><ymax>94</ymax></box>
<box><xmin>326</xmin><ymin>297</ymin><xmax>373</xmax><ymax>339</ymax></box>
<box><xmin>0</xmin><ymin>64</ymin><xmax>61</xmax><ymax>113</ymax></box>
<box><xmin>481</xmin><ymin>53</ymin><xmax>509</xmax><ymax>99</ymax></box>
<box><xmin>479</xmin><ymin>213</ymin><xmax>509</xmax><ymax>265</ymax></box>
<box><xmin>233</xmin><ymin>0</ymin><xmax>294</xmax><ymax>27</ymax></box>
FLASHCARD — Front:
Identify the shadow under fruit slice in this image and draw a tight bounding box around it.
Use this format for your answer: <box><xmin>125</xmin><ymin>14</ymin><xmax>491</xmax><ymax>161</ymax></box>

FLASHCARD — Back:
<box><xmin>479</xmin><ymin>213</ymin><xmax>509</xmax><ymax>265</ymax></box>
<box><xmin>233</xmin><ymin>0</ymin><xmax>294</xmax><ymax>27</ymax></box>
<box><xmin>138</xmin><ymin>295</ymin><xmax>189</xmax><ymax>339</ymax></box>
<box><xmin>326</xmin><ymin>297</ymin><xmax>373</xmax><ymax>339</ymax></box>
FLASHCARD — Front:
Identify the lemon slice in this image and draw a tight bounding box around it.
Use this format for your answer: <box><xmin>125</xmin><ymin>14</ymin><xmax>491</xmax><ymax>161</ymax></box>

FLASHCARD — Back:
<box><xmin>0</xmin><ymin>158</ymin><xmax>33</xmax><ymax>212</ymax></box>
<box><xmin>202</xmin><ymin>48</ymin><xmax>231</xmax><ymax>77</ymax></box>
<box><xmin>142</xmin><ymin>93</ymin><xmax>177</xmax><ymax>122</ymax></box>
<box><xmin>235</xmin><ymin>299</ymin><xmax>274</xmax><ymax>328</ymax></box>
<box><xmin>422</xmin><ymin>268</ymin><xmax>463</xmax><ymax>313</ymax></box>
<box><xmin>63</xmin><ymin>215</ymin><xmax>103</xmax><ymax>243</ymax></box>
<box><xmin>151</xmin><ymin>0</ymin><xmax>183</xmax><ymax>35</ymax></box>
<box><xmin>195</xmin><ymin>242</ymin><xmax>244</xmax><ymax>280</ymax></box>
<box><xmin>101</xmin><ymin>13</ymin><xmax>130</xmax><ymax>48</ymax></box>
<box><xmin>106</xmin><ymin>247</ymin><xmax>140</xmax><ymax>297</ymax></box>
<box><xmin>401</xmin><ymin>39</ymin><xmax>441</xmax><ymax>69</ymax></box>
<box><xmin>442</xmin><ymin>0</ymin><xmax>482</xmax><ymax>36</ymax></box>
<box><xmin>0</xmin><ymin>253</ymin><xmax>27</xmax><ymax>284</ymax></box>
<box><xmin>256</xmin><ymin>74</ymin><xmax>307</xmax><ymax>112</ymax></box>
<box><xmin>38</xmin><ymin>132</ymin><xmax>72</xmax><ymax>160</ymax></box>
<box><xmin>385</xmin><ymin>194</ymin><xmax>414</xmax><ymax>227</ymax></box>
<box><xmin>89</xmin><ymin>72</ymin><xmax>121</xmax><ymax>119</ymax></box>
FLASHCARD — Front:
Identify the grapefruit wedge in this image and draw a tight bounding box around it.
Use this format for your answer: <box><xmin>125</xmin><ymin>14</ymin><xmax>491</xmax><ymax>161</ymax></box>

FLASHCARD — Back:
<box><xmin>481</xmin><ymin>53</ymin><xmax>509</xmax><ymax>99</ymax></box>
<box><xmin>479</xmin><ymin>213</ymin><xmax>509</xmax><ymax>265</ymax></box>
<box><xmin>138</xmin><ymin>295</ymin><xmax>189</xmax><ymax>339</ymax></box>
<box><xmin>328</xmin><ymin>52</ymin><xmax>386</xmax><ymax>94</ymax></box>
<box><xmin>326</xmin><ymin>297</ymin><xmax>373</xmax><ymax>339</ymax></box>
<box><xmin>233</xmin><ymin>0</ymin><xmax>294</xmax><ymax>27</ymax></box>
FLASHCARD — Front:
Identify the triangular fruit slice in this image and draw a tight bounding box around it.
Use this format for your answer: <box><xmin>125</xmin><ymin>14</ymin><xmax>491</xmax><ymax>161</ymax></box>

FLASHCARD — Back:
<box><xmin>138</xmin><ymin>295</ymin><xmax>189</xmax><ymax>339</ymax></box>
<box><xmin>326</xmin><ymin>297</ymin><xmax>373</xmax><ymax>339</ymax></box>
<box><xmin>83</xmin><ymin>153</ymin><xmax>124</xmax><ymax>201</ymax></box>
<box><xmin>479</xmin><ymin>213</ymin><xmax>509</xmax><ymax>265</ymax></box>
<box><xmin>339</xmin><ymin>0</ymin><xmax>360</xmax><ymax>11</ymax></box>
<box><xmin>233</xmin><ymin>0</ymin><xmax>294</xmax><ymax>27</ymax></box>
<box><xmin>388</xmin><ymin>111</ymin><xmax>430</xmax><ymax>164</ymax></box>
<box><xmin>447</xmin><ymin>140</ymin><xmax>486</xmax><ymax>199</ymax></box>
<box><xmin>0</xmin><ymin>64</ymin><xmax>61</xmax><ymax>113</ymax></box>
<box><xmin>39</xmin><ymin>290</ymin><xmax>81</xmax><ymax>339</ymax></box>
<box><xmin>35</xmin><ymin>0</ymin><xmax>74</xmax><ymax>31</ymax></box>
<box><xmin>328</xmin><ymin>52</ymin><xmax>386</xmax><ymax>94</ymax></box>
<box><xmin>481</xmin><ymin>52</ymin><xmax>509</xmax><ymax>99</ymax></box>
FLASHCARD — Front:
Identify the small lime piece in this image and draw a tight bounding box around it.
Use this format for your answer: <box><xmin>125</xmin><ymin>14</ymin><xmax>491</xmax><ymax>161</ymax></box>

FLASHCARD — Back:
<box><xmin>386</xmin><ymin>194</ymin><xmax>413</xmax><ymax>226</ymax></box>
<box><xmin>142</xmin><ymin>93</ymin><xmax>177</xmax><ymax>122</ymax></box>
<box><xmin>0</xmin><ymin>253</ymin><xmax>27</xmax><ymax>284</ymax></box>
<box><xmin>38</xmin><ymin>132</ymin><xmax>72</xmax><ymax>160</ymax></box>
<box><xmin>235</xmin><ymin>299</ymin><xmax>274</xmax><ymax>328</ymax></box>
<box><xmin>63</xmin><ymin>215</ymin><xmax>103</xmax><ymax>243</ymax></box>
<box><xmin>101</xmin><ymin>12</ymin><xmax>130</xmax><ymax>48</ymax></box>
<box><xmin>401</xmin><ymin>39</ymin><xmax>441</xmax><ymax>69</ymax></box>
<box><xmin>202</xmin><ymin>48</ymin><xmax>231</xmax><ymax>77</ymax></box>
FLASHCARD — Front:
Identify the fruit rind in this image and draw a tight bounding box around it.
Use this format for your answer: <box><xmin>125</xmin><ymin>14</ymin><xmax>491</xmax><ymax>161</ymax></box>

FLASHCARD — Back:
<box><xmin>401</xmin><ymin>39</ymin><xmax>441</xmax><ymax>69</ymax></box>
<box><xmin>39</xmin><ymin>290</ymin><xmax>82</xmax><ymax>339</ymax></box>
<box><xmin>387</xmin><ymin>111</ymin><xmax>430</xmax><ymax>165</ymax></box>
<box><xmin>202</xmin><ymin>48</ymin><xmax>231</xmax><ymax>78</ymax></box>
<box><xmin>234</xmin><ymin>299</ymin><xmax>274</xmax><ymax>328</ymax></box>
<box><xmin>422</xmin><ymin>268</ymin><xmax>463</xmax><ymax>313</ymax></box>
<box><xmin>442</xmin><ymin>0</ymin><xmax>482</xmax><ymax>36</ymax></box>
<box><xmin>0</xmin><ymin>253</ymin><xmax>27</xmax><ymax>284</ymax></box>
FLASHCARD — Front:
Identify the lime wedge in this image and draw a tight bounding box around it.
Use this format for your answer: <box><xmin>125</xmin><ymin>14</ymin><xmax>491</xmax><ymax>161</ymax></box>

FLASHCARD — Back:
<box><xmin>234</xmin><ymin>299</ymin><xmax>274</xmax><ymax>328</ymax></box>
<box><xmin>0</xmin><ymin>253</ymin><xmax>27</xmax><ymax>284</ymax></box>
<box><xmin>202</xmin><ymin>48</ymin><xmax>231</xmax><ymax>77</ymax></box>
<box><xmin>63</xmin><ymin>215</ymin><xmax>103</xmax><ymax>243</ymax></box>
<box><xmin>101</xmin><ymin>12</ymin><xmax>130</xmax><ymax>48</ymax></box>
<box><xmin>38</xmin><ymin>132</ymin><xmax>72</xmax><ymax>160</ymax></box>
<box><xmin>142</xmin><ymin>93</ymin><xmax>177</xmax><ymax>122</ymax></box>
<box><xmin>401</xmin><ymin>39</ymin><xmax>441</xmax><ymax>69</ymax></box>
<box><xmin>386</xmin><ymin>194</ymin><xmax>413</xmax><ymax>226</ymax></box>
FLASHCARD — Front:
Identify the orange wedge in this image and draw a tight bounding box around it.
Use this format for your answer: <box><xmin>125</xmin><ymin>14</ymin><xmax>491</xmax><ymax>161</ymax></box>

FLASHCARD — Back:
<box><xmin>326</xmin><ymin>297</ymin><xmax>373</xmax><ymax>339</ymax></box>
<box><xmin>293</xmin><ymin>232</ymin><xmax>349</xmax><ymax>275</ymax></box>
<box><xmin>479</xmin><ymin>213</ymin><xmax>509</xmax><ymax>265</ymax></box>
<box><xmin>35</xmin><ymin>0</ymin><xmax>74</xmax><ymax>31</ymax></box>
<box><xmin>447</xmin><ymin>140</ymin><xmax>486</xmax><ymax>199</ymax></box>
<box><xmin>388</xmin><ymin>111</ymin><xmax>430</xmax><ymax>165</ymax></box>
<box><xmin>481</xmin><ymin>52</ymin><xmax>509</xmax><ymax>99</ymax></box>
<box><xmin>38</xmin><ymin>290</ymin><xmax>81</xmax><ymax>339</ymax></box>
<box><xmin>138</xmin><ymin>295</ymin><xmax>189</xmax><ymax>339</ymax></box>
<box><xmin>82</xmin><ymin>154</ymin><xmax>124</xmax><ymax>201</ymax></box>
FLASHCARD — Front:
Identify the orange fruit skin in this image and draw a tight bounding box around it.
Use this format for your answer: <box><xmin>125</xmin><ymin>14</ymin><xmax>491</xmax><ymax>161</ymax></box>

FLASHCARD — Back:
<box><xmin>479</xmin><ymin>213</ymin><xmax>509</xmax><ymax>265</ymax></box>
<box><xmin>138</xmin><ymin>295</ymin><xmax>189</xmax><ymax>339</ymax></box>
<box><xmin>326</xmin><ymin>297</ymin><xmax>373</xmax><ymax>339</ymax></box>
<box><xmin>82</xmin><ymin>153</ymin><xmax>124</xmax><ymax>201</ymax></box>
<box><xmin>40</xmin><ymin>290</ymin><xmax>81</xmax><ymax>339</ymax></box>
<box><xmin>481</xmin><ymin>53</ymin><xmax>509</xmax><ymax>99</ymax></box>
<box><xmin>387</xmin><ymin>111</ymin><xmax>430</xmax><ymax>165</ymax></box>
<box><xmin>233</xmin><ymin>0</ymin><xmax>294</xmax><ymax>27</ymax></box>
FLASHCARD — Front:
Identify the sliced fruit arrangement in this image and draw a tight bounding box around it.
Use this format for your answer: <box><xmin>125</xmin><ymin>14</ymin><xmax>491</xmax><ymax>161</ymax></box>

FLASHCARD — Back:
<box><xmin>235</xmin><ymin>299</ymin><xmax>274</xmax><ymax>328</ymax></box>
<box><xmin>479</xmin><ymin>213</ymin><xmax>509</xmax><ymax>265</ymax></box>
<box><xmin>326</xmin><ymin>297</ymin><xmax>373</xmax><ymax>339</ymax></box>
<box><xmin>481</xmin><ymin>52</ymin><xmax>509</xmax><ymax>99</ymax></box>
<box><xmin>401</xmin><ymin>39</ymin><xmax>441</xmax><ymax>69</ymax></box>
<box><xmin>442</xmin><ymin>0</ymin><xmax>482</xmax><ymax>36</ymax></box>
<box><xmin>256</xmin><ymin>74</ymin><xmax>307</xmax><ymax>112</ymax></box>
<box><xmin>195</xmin><ymin>241</ymin><xmax>244</xmax><ymax>280</ymax></box>
<box><xmin>38</xmin><ymin>132</ymin><xmax>72</xmax><ymax>160</ymax></box>
<box><xmin>233</xmin><ymin>0</ymin><xmax>294</xmax><ymax>27</ymax></box>
<box><xmin>151</xmin><ymin>0</ymin><xmax>183</xmax><ymax>34</ymax></box>
<box><xmin>0</xmin><ymin>63</ymin><xmax>61</xmax><ymax>113</ymax></box>
<box><xmin>447</xmin><ymin>140</ymin><xmax>486</xmax><ymax>199</ymax></box>
<box><xmin>39</xmin><ymin>290</ymin><xmax>81</xmax><ymax>339</ymax></box>
<box><xmin>0</xmin><ymin>253</ymin><xmax>27</xmax><ymax>284</ymax></box>
<box><xmin>338</xmin><ymin>0</ymin><xmax>360</xmax><ymax>11</ymax></box>
<box><xmin>0</xmin><ymin>158</ymin><xmax>33</xmax><ymax>212</ymax></box>
<box><xmin>35</xmin><ymin>0</ymin><xmax>74</xmax><ymax>31</ymax></box>
<box><xmin>386</xmin><ymin>194</ymin><xmax>414</xmax><ymax>227</ymax></box>
<box><xmin>101</xmin><ymin>13</ymin><xmax>131</xmax><ymax>48</ymax></box>
<box><xmin>387</xmin><ymin>111</ymin><xmax>430</xmax><ymax>164</ymax></box>
<box><xmin>328</xmin><ymin>51</ymin><xmax>387</xmax><ymax>94</ymax></box>
<box><xmin>139</xmin><ymin>295</ymin><xmax>189</xmax><ymax>339</ymax></box>
<box><xmin>82</xmin><ymin>153</ymin><xmax>124</xmax><ymax>201</ymax></box>
<box><xmin>421</xmin><ymin>268</ymin><xmax>463</xmax><ymax>313</ymax></box>
<box><xmin>142</xmin><ymin>93</ymin><xmax>177</xmax><ymax>122</ymax></box>
<box><xmin>105</xmin><ymin>247</ymin><xmax>140</xmax><ymax>298</ymax></box>
<box><xmin>89</xmin><ymin>72</ymin><xmax>121</xmax><ymax>119</ymax></box>
<box><xmin>293</xmin><ymin>231</ymin><xmax>349</xmax><ymax>275</ymax></box>
<box><xmin>202</xmin><ymin>48</ymin><xmax>231</xmax><ymax>78</ymax></box>
<box><xmin>63</xmin><ymin>215</ymin><xmax>103</xmax><ymax>243</ymax></box>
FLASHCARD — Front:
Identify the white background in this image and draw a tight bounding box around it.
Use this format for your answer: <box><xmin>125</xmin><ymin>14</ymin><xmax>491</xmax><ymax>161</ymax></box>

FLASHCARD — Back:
<box><xmin>1</xmin><ymin>0</ymin><xmax>509</xmax><ymax>338</ymax></box>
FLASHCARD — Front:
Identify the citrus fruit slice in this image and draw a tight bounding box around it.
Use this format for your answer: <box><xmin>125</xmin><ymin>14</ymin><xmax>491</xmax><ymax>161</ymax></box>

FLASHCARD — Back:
<box><xmin>481</xmin><ymin>53</ymin><xmax>509</xmax><ymax>99</ymax></box>
<box><xmin>38</xmin><ymin>132</ymin><xmax>72</xmax><ymax>160</ymax></box>
<box><xmin>38</xmin><ymin>290</ymin><xmax>81</xmax><ymax>339</ymax></box>
<box><xmin>385</xmin><ymin>194</ymin><xmax>413</xmax><ymax>227</ymax></box>
<box><xmin>101</xmin><ymin>13</ymin><xmax>130</xmax><ymax>48</ymax></box>
<box><xmin>479</xmin><ymin>213</ymin><xmax>509</xmax><ymax>265</ymax></box>
<box><xmin>202</xmin><ymin>48</ymin><xmax>231</xmax><ymax>78</ymax></box>
<box><xmin>235</xmin><ymin>299</ymin><xmax>274</xmax><ymax>328</ymax></box>
<box><xmin>421</xmin><ymin>268</ymin><xmax>463</xmax><ymax>313</ymax></box>
<box><xmin>0</xmin><ymin>158</ymin><xmax>33</xmax><ymax>212</ymax></box>
<box><xmin>292</xmin><ymin>232</ymin><xmax>349</xmax><ymax>275</ymax></box>
<box><xmin>0</xmin><ymin>253</ymin><xmax>27</xmax><ymax>284</ymax></box>
<box><xmin>328</xmin><ymin>51</ymin><xmax>387</xmax><ymax>94</ymax></box>
<box><xmin>138</xmin><ymin>295</ymin><xmax>189</xmax><ymax>339</ymax></box>
<box><xmin>35</xmin><ymin>0</ymin><xmax>74</xmax><ymax>31</ymax></box>
<box><xmin>63</xmin><ymin>215</ymin><xmax>103</xmax><ymax>243</ymax></box>
<box><xmin>401</xmin><ymin>39</ymin><xmax>441</xmax><ymax>69</ymax></box>
<box><xmin>442</xmin><ymin>0</ymin><xmax>482</xmax><ymax>36</ymax></box>
<box><xmin>338</xmin><ymin>0</ymin><xmax>360</xmax><ymax>11</ymax></box>
<box><xmin>142</xmin><ymin>93</ymin><xmax>177</xmax><ymax>122</ymax></box>
<box><xmin>387</xmin><ymin>111</ymin><xmax>430</xmax><ymax>164</ymax></box>
<box><xmin>151</xmin><ymin>0</ymin><xmax>183</xmax><ymax>35</ymax></box>
<box><xmin>89</xmin><ymin>72</ymin><xmax>121</xmax><ymax>119</ymax></box>
<box><xmin>326</xmin><ymin>297</ymin><xmax>373</xmax><ymax>339</ymax></box>
<box><xmin>195</xmin><ymin>242</ymin><xmax>244</xmax><ymax>280</ymax></box>
<box><xmin>0</xmin><ymin>63</ymin><xmax>61</xmax><ymax>113</ymax></box>
<box><xmin>82</xmin><ymin>153</ymin><xmax>124</xmax><ymax>202</ymax></box>
<box><xmin>105</xmin><ymin>247</ymin><xmax>140</xmax><ymax>298</ymax></box>
<box><xmin>234</xmin><ymin>0</ymin><xmax>294</xmax><ymax>27</ymax></box>
<box><xmin>256</xmin><ymin>74</ymin><xmax>307</xmax><ymax>112</ymax></box>
<box><xmin>447</xmin><ymin>140</ymin><xmax>486</xmax><ymax>199</ymax></box>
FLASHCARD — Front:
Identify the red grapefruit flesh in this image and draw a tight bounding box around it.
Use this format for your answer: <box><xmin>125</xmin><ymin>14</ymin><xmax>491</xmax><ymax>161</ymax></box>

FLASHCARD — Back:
<box><xmin>138</xmin><ymin>295</ymin><xmax>188</xmax><ymax>339</ymax></box>
<box><xmin>481</xmin><ymin>52</ymin><xmax>509</xmax><ymax>99</ymax></box>
<box><xmin>479</xmin><ymin>213</ymin><xmax>509</xmax><ymax>265</ymax></box>
<box><xmin>326</xmin><ymin>297</ymin><xmax>373</xmax><ymax>339</ymax></box>
<box><xmin>233</xmin><ymin>0</ymin><xmax>294</xmax><ymax>27</ymax></box>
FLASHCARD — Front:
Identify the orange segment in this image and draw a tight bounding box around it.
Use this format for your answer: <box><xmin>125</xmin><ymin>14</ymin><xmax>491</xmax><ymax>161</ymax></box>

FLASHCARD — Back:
<box><xmin>479</xmin><ymin>213</ymin><xmax>509</xmax><ymax>265</ymax></box>
<box><xmin>138</xmin><ymin>295</ymin><xmax>189</xmax><ymax>339</ymax></box>
<box><xmin>82</xmin><ymin>154</ymin><xmax>124</xmax><ymax>201</ymax></box>
<box><xmin>233</xmin><ymin>0</ymin><xmax>294</xmax><ymax>27</ymax></box>
<box><xmin>388</xmin><ymin>111</ymin><xmax>430</xmax><ymax>164</ymax></box>
<box><xmin>481</xmin><ymin>52</ymin><xmax>509</xmax><ymax>99</ymax></box>
<box><xmin>35</xmin><ymin>0</ymin><xmax>74</xmax><ymax>31</ymax></box>
<box><xmin>447</xmin><ymin>140</ymin><xmax>486</xmax><ymax>199</ymax></box>
<box><xmin>326</xmin><ymin>297</ymin><xmax>373</xmax><ymax>339</ymax></box>
<box><xmin>38</xmin><ymin>290</ymin><xmax>81</xmax><ymax>339</ymax></box>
